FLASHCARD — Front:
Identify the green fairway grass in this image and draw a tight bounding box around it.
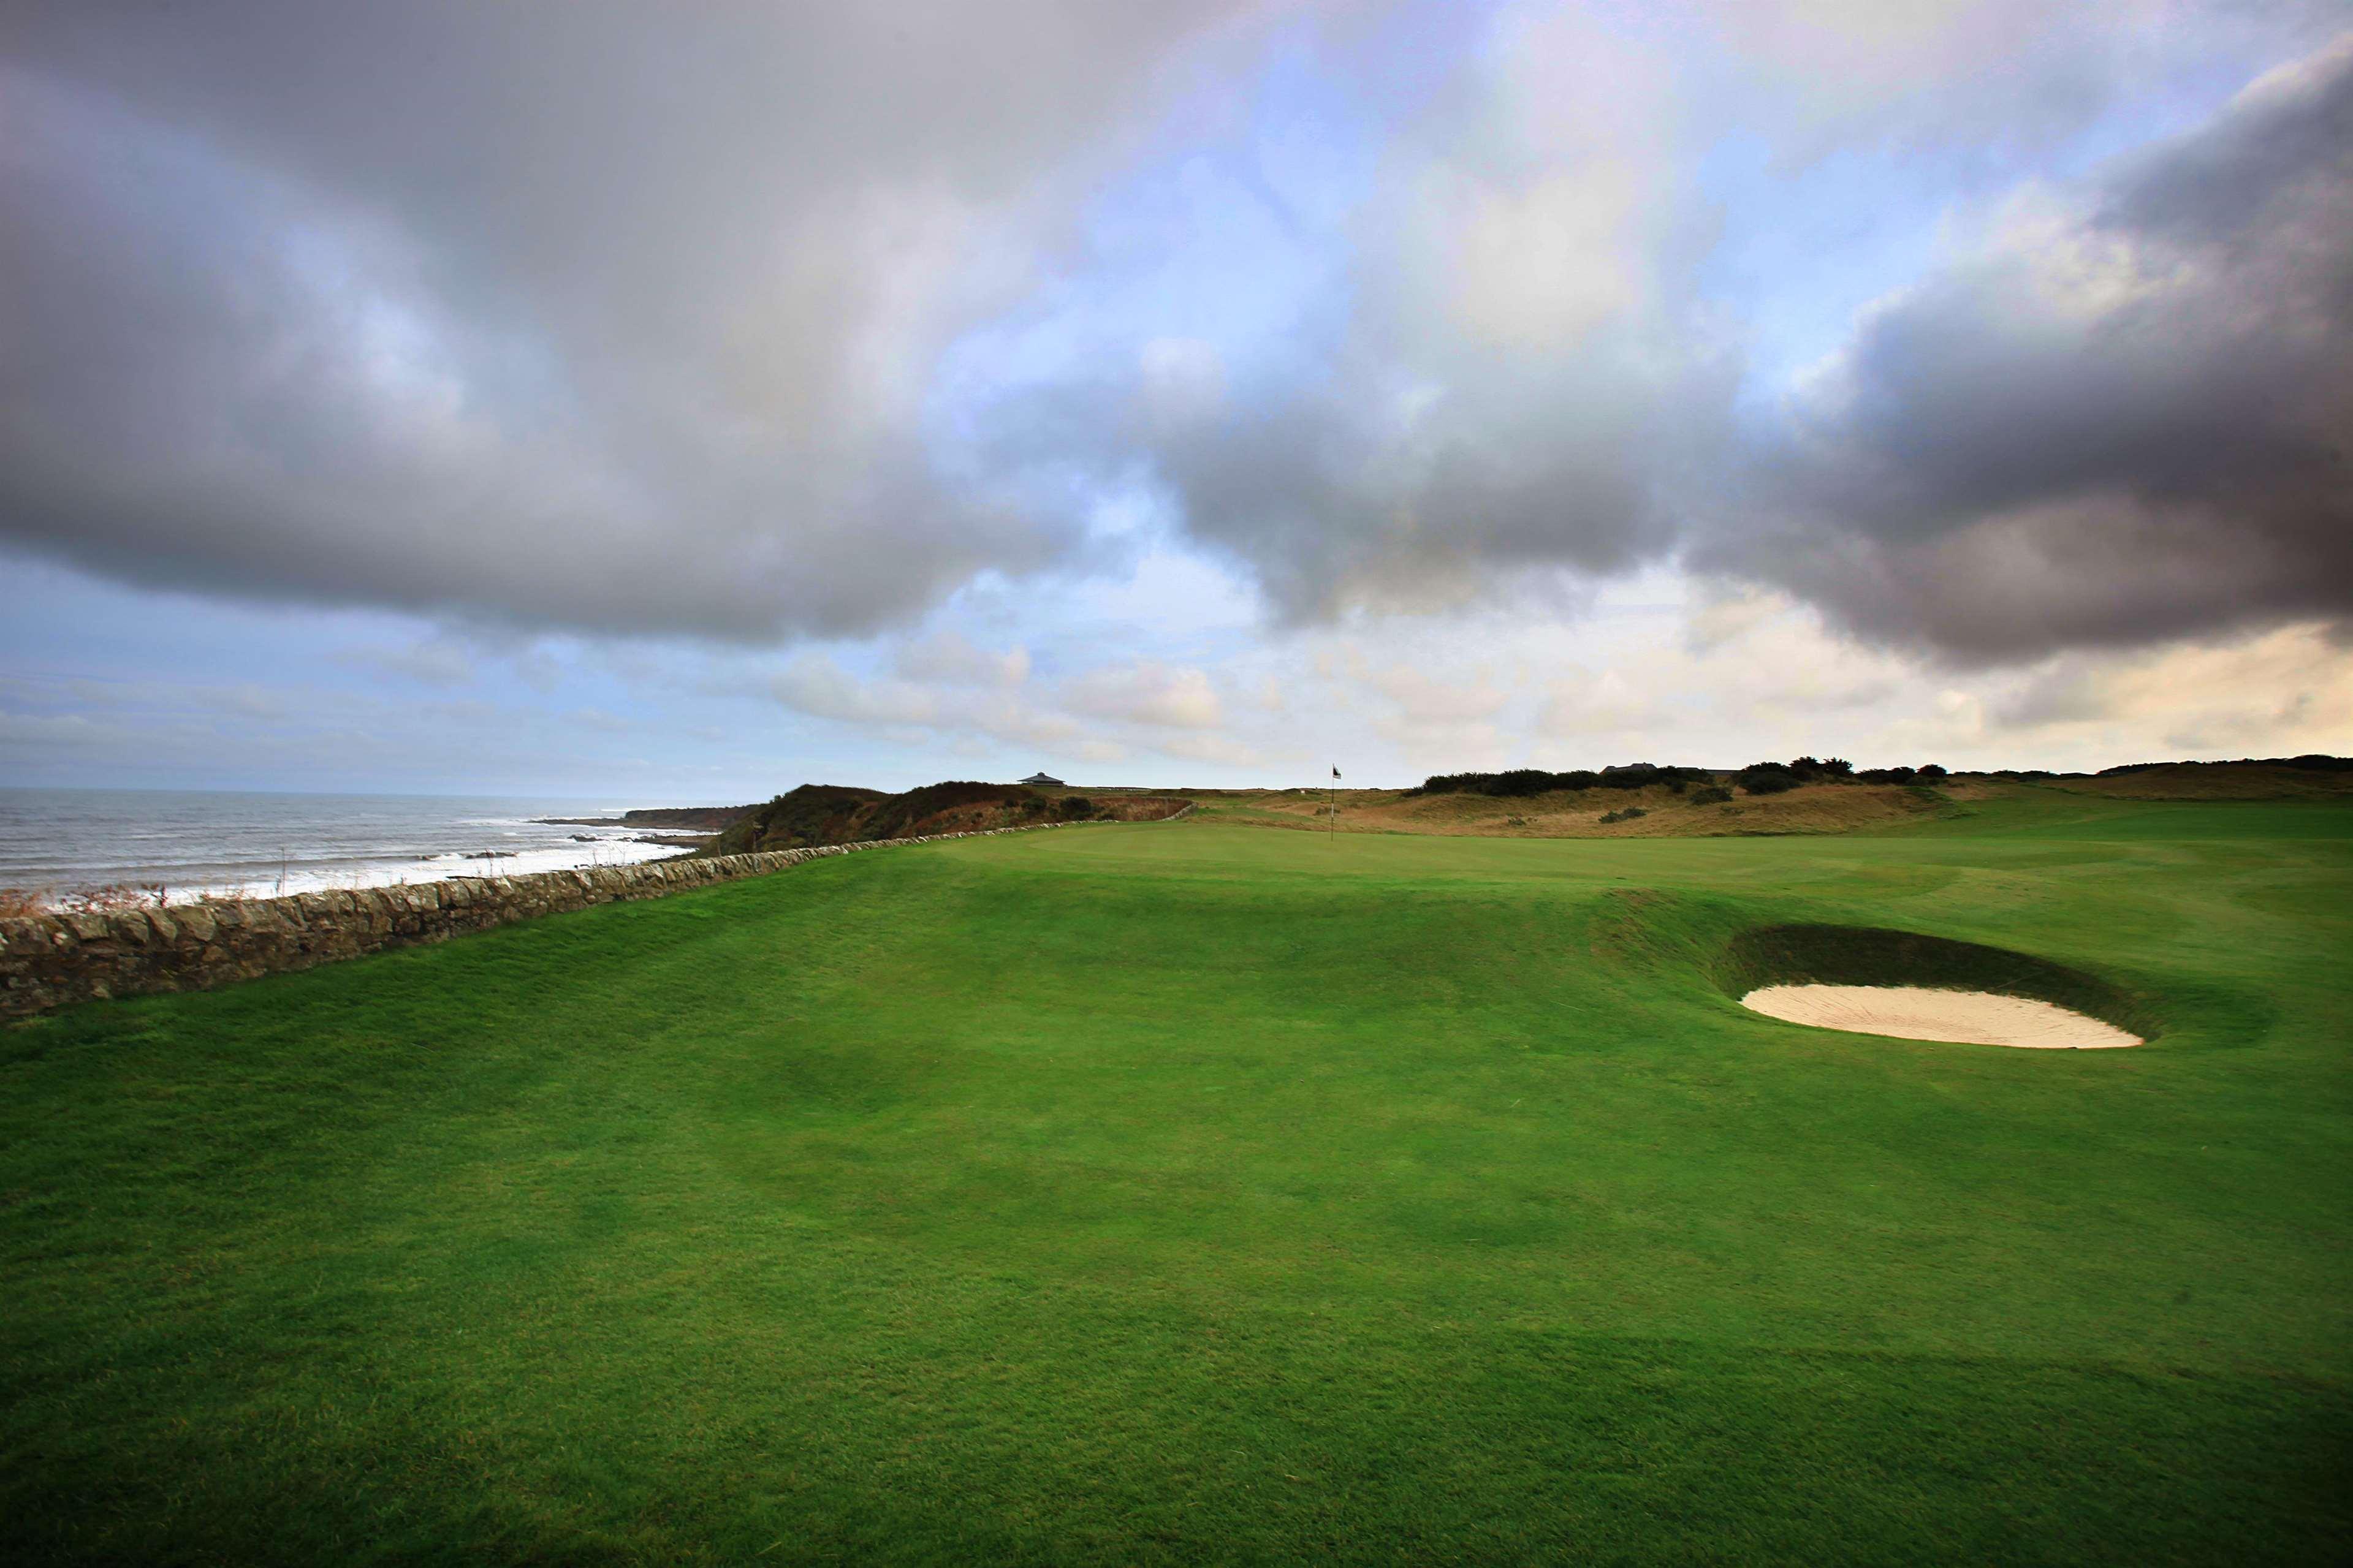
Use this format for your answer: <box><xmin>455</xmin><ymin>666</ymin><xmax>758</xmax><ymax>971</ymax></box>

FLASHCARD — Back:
<box><xmin>4</xmin><ymin>794</ymin><xmax>2348</xmax><ymax>1563</ymax></box>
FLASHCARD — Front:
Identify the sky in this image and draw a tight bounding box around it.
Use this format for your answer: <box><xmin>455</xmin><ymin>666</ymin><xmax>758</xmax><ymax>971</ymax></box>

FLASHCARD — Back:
<box><xmin>2</xmin><ymin>0</ymin><xmax>2348</xmax><ymax>798</ymax></box>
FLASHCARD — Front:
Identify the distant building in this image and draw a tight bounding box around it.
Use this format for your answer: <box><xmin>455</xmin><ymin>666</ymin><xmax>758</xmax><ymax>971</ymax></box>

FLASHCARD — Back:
<box><xmin>1020</xmin><ymin>771</ymin><xmax>1064</xmax><ymax>787</ymax></box>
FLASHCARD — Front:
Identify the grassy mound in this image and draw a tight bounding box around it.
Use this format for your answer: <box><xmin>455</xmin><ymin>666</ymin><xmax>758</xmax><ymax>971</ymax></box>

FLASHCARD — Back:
<box><xmin>2</xmin><ymin>794</ymin><xmax>2346</xmax><ymax>1563</ymax></box>
<box><xmin>1187</xmin><ymin>779</ymin><xmax>1951</xmax><ymax>838</ymax></box>
<box><xmin>2040</xmin><ymin>760</ymin><xmax>2353</xmax><ymax>801</ymax></box>
<box><xmin>1719</xmin><ymin>923</ymin><xmax>2159</xmax><ymax>1040</ymax></box>
<box><xmin>710</xmin><ymin>781</ymin><xmax>1055</xmax><ymax>854</ymax></box>
<box><xmin>709</xmin><ymin>783</ymin><xmax>891</xmax><ymax>852</ymax></box>
<box><xmin>709</xmin><ymin>782</ymin><xmax>1185</xmax><ymax>854</ymax></box>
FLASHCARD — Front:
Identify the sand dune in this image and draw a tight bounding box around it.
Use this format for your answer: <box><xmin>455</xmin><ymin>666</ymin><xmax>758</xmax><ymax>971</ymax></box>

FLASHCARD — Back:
<box><xmin>1741</xmin><ymin>985</ymin><xmax>2142</xmax><ymax>1049</ymax></box>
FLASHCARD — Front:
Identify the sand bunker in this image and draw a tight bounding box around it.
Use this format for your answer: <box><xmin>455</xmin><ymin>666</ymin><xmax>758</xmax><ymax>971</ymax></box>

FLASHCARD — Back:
<box><xmin>1741</xmin><ymin>985</ymin><xmax>2143</xmax><ymax>1049</ymax></box>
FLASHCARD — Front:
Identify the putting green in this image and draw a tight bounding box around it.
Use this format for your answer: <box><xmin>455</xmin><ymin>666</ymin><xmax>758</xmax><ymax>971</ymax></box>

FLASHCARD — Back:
<box><xmin>2</xmin><ymin>791</ymin><xmax>2347</xmax><ymax>1564</ymax></box>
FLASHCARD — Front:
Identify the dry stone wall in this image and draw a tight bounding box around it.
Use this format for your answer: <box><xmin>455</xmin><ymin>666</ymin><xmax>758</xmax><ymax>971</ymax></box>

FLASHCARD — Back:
<box><xmin>0</xmin><ymin>817</ymin><xmax>1148</xmax><ymax>1020</ymax></box>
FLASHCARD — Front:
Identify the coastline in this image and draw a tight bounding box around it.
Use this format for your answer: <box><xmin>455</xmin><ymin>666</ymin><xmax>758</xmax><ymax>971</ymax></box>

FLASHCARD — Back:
<box><xmin>0</xmin><ymin>787</ymin><xmax>717</xmax><ymax>910</ymax></box>
<box><xmin>0</xmin><ymin>816</ymin><xmax>1124</xmax><ymax>1019</ymax></box>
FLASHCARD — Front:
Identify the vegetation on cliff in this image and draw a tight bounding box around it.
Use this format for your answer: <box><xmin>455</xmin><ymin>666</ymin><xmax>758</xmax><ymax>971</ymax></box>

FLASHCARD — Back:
<box><xmin>707</xmin><ymin>781</ymin><xmax>1132</xmax><ymax>855</ymax></box>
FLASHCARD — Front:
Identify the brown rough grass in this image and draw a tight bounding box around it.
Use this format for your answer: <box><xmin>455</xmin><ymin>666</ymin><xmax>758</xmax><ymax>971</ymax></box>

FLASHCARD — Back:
<box><xmin>2029</xmin><ymin>763</ymin><xmax>2353</xmax><ymax>801</ymax></box>
<box><xmin>1187</xmin><ymin>781</ymin><xmax>1949</xmax><ymax>838</ymax></box>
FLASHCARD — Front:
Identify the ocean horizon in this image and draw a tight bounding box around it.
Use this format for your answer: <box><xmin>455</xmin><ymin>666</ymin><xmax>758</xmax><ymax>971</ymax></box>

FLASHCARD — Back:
<box><xmin>0</xmin><ymin>786</ymin><xmax>705</xmax><ymax>903</ymax></box>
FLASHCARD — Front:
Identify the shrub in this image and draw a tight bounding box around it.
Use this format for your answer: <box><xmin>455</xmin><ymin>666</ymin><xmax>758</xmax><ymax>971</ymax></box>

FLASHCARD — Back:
<box><xmin>1488</xmin><ymin>769</ymin><xmax>1560</xmax><ymax>797</ymax></box>
<box><xmin>1820</xmin><ymin>757</ymin><xmax>1854</xmax><ymax>776</ymax></box>
<box><xmin>1410</xmin><ymin>763</ymin><xmax>1695</xmax><ymax>797</ymax></box>
<box><xmin>1737</xmin><ymin>763</ymin><xmax>1801</xmax><ymax>796</ymax></box>
<box><xmin>1057</xmin><ymin>795</ymin><xmax>1097</xmax><ymax>820</ymax></box>
<box><xmin>1598</xmin><ymin>806</ymin><xmax>1648</xmax><ymax>824</ymax></box>
<box><xmin>1689</xmin><ymin>784</ymin><xmax>1732</xmax><ymax>805</ymax></box>
<box><xmin>1855</xmin><ymin>764</ymin><xmax>1946</xmax><ymax>784</ymax></box>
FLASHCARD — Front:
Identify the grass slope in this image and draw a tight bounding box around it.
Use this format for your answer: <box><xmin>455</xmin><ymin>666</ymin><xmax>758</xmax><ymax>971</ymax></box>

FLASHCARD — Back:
<box><xmin>3</xmin><ymin>795</ymin><xmax>2349</xmax><ymax>1564</ymax></box>
<box><xmin>709</xmin><ymin>783</ymin><xmax>1182</xmax><ymax>855</ymax></box>
<box><xmin>1180</xmin><ymin>760</ymin><xmax>2353</xmax><ymax>840</ymax></box>
<box><xmin>2034</xmin><ymin>762</ymin><xmax>2353</xmax><ymax>801</ymax></box>
<box><xmin>1187</xmin><ymin>779</ymin><xmax>1958</xmax><ymax>838</ymax></box>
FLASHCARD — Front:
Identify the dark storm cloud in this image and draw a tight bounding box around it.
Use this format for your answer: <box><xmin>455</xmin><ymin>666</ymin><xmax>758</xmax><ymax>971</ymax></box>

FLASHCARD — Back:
<box><xmin>1146</xmin><ymin>340</ymin><xmax>1733</xmax><ymax>621</ymax></box>
<box><xmin>3</xmin><ymin>3</ymin><xmax>2347</xmax><ymax>668</ymax></box>
<box><xmin>978</xmin><ymin>9</ymin><xmax>1744</xmax><ymax>624</ymax></box>
<box><xmin>1004</xmin><ymin>15</ymin><xmax>2349</xmax><ymax>659</ymax></box>
<box><xmin>0</xmin><ymin>1</ymin><xmax>1273</xmax><ymax>638</ymax></box>
<box><xmin>1709</xmin><ymin>35</ymin><xmax>2353</xmax><ymax>662</ymax></box>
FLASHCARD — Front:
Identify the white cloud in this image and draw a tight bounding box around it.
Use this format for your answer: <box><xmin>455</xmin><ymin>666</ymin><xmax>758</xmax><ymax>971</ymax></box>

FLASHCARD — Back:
<box><xmin>1989</xmin><ymin>623</ymin><xmax>2353</xmax><ymax>756</ymax></box>
<box><xmin>767</xmin><ymin>650</ymin><xmax>1078</xmax><ymax>751</ymax></box>
<box><xmin>770</xmin><ymin>655</ymin><xmax>943</xmax><ymax>728</ymax></box>
<box><xmin>333</xmin><ymin>636</ymin><xmax>478</xmax><ymax>688</ymax></box>
<box><xmin>1364</xmin><ymin>662</ymin><xmax>1507</xmax><ymax>725</ymax></box>
<box><xmin>1061</xmin><ymin>661</ymin><xmax>1224</xmax><ymax>729</ymax></box>
<box><xmin>1159</xmin><ymin>732</ymin><xmax>1268</xmax><ymax>767</ymax></box>
<box><xmin>566</xmin><ymin>707</ymin><xmax>631</xmax><ymax>733</ymax></box>
<box><xmin>893</xmin><ymin>631</ymin><xmax>1032</xmax><ymax>688</ymax></box>
<box><xmin>1536</xmin><ymin>669</ymin><xmax>1659</xmax><ymax>737</ymax></box>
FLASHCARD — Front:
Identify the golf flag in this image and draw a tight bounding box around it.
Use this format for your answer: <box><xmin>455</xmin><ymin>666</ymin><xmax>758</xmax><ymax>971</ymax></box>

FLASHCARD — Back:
<box><xmin>1332</xmin><ymin>766</ymin><xmax>1341</xmax><ymax>779</ymax></box>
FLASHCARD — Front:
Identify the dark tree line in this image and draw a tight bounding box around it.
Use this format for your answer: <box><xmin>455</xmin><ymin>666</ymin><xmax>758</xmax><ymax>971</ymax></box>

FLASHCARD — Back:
<box><xmin>1736</xmin><ymin>757</ymin><xmax>1946</xmax><ymax>794</ymax></box>
<box><xmin>1413</xmin><ymin>757</ymin><xmax>1955</xmax><ymax>799</ymax></box>
<box><xmin>1413</xmin><ymin>764</ymin><xmax>1697</xmax><ymax>797</ymax></box>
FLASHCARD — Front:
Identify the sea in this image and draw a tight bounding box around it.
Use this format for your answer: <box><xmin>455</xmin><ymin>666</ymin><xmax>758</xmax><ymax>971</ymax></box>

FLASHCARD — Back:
<box><xmin>0</xmin><ymin>788</ymin><xmax>704</xmax><ymax>905</ymax></box>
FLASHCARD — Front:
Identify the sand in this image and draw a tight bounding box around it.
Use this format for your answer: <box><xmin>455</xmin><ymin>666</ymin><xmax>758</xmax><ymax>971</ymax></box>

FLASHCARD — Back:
<box><xmin>1740</xmin><ymin>985</ymin><xmax>2143</xmax><ymax>1049</ymax></box>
